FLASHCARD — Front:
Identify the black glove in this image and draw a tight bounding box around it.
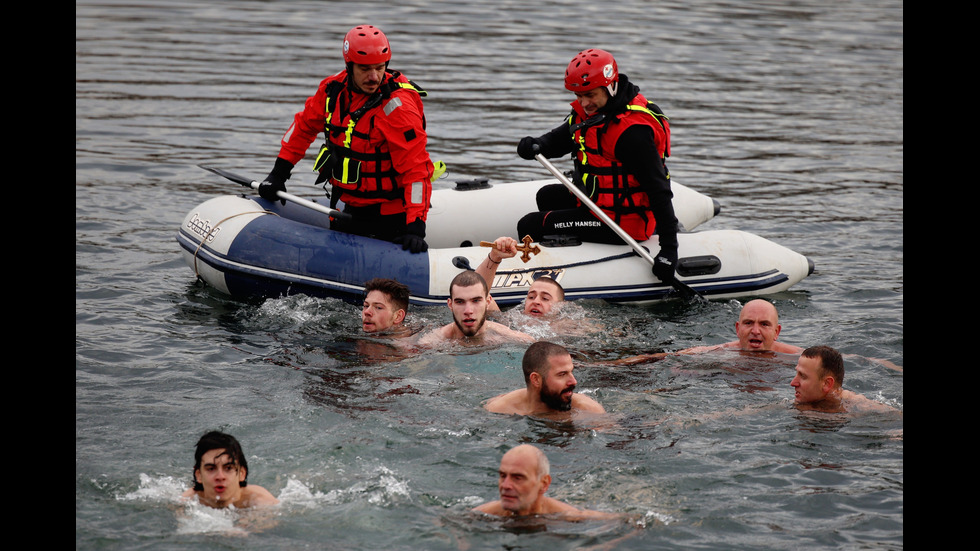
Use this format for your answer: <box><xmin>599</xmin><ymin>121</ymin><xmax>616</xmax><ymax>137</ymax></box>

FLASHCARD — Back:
<box><xmin>517</xmin><ymin>136</ymin><xmax>541</xmax><ymax>160</ymax></box>
<box><xmin>258</xmin><ymin>157</ymin><xmax>293</xmax><ymax>205</ymax></box>
<box><xmin>652</xmin><ymin>244</ymin><xmax>678</xmax><ymax>283</ymax></box>
<box><xmin>394</xmin><ymin>220</ymin><xmax>428</xmax><ymax>253</ymax></box>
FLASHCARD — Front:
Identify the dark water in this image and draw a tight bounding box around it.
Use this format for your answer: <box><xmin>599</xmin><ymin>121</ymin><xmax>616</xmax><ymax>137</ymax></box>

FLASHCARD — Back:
<box><xmin>76</xmin><ymin>1</ymin><xmax>902</xmax><ymax>549</ymax></box>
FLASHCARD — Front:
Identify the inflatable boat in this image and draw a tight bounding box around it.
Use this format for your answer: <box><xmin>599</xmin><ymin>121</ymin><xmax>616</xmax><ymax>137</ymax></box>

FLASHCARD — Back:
<box><xmin>176</xmin><ymin>175</ymin><xmax>813</xmax><ymax>306</ymax></box>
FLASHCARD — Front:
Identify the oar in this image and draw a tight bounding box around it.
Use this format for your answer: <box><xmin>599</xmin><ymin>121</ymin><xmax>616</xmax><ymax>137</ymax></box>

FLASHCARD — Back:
<box><xmin>452</xmin><ymin>256</ymin><xmax>474</xmax><ymax>270</ymax></box>
<box><xmin>534</xmin><ymin>153</ymin><xmax>704</xmax><ymax>300</ymax></box>
<box><xmin>198</xmin><ymin>164</ymin><xmax>352</xmax><ymax>222</ymax></box>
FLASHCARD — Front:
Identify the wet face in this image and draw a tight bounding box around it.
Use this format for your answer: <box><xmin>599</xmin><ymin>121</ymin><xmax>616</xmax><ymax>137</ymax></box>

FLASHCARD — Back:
<box><xmin>574</xmin><ymin>87</ymin><xmax>609</xmax><ymax>117</ymax></box>
<box><xmin>194</xmin><ymin>448</ymin><xmax>245</xmax><ymax>506</ymax></box>
<box><xmin>497</xmin><ymin>447</ymin><xmax>549</xmax><ymax>515</ymax></box>
<box><xmin>735</xmin><ymin>300</ymin><xmax>782</xmax><ymax>351</ymax></box>
<box><xmin>791</xmin><ymin>354</ymin><xmax>832</xmax><ymax>404</ymax></box>
<box><xmin>537</xmin><ymin>354</ymin><xmax>577</xmax><ymax>411</ymax></box>
<box><xmin>362</xmin><ymin>290</ymin><xmax>405</xmax><ymax>333</ymax></box>
<box><xmin>448</xmin><ymin>283</ymin><xmax>489</xmax><ymax>337</ymax></box>
<box><xmin>351</xmin><ymin>62</ymin><xmax>386</xmax><ymax>94</ymax></box>
<box><xmin>523</xmin><ymin>280</ymin><xmax>561</xmax><ymax>317</ymax></box>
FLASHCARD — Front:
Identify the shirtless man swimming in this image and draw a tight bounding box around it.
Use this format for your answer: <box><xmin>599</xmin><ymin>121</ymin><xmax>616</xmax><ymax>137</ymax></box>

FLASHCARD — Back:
<box><xmin>792</xmin><ymin>345</ymin><xmax>898</xmax><ymax>413</ymax></box>
<box><xmin>473</xmin><ymin>444</ymin><xmax>617</xmax><ymax>520</ymax></box>
<box><xmin>476</xmin><ymin>236</ymin><xmax>565</xmax><ymax>318</ymax></box>
<box><xmin>484</xmin><ymin>341</ymin><xmax>605</xmax><ymax>416</ymax></box>
<box><xmin>181</xmin><ymin>431</ymin><xmax>278</xmax><ymax>509</ymax></box>
<box><xmin>611</xmin><ymin>299</ymin><xmax>801</xmax><ymax>365</ymax></box>
<box><xmin>611</xmin><ymin>299</ymin><xmax>902</xmax><ymax>373</ymax></box>
<box><xmin>361</xmin><ymin>278</ymin><xmax>412</xmax><ymax>335</ymax></box>
<box><xmin>417</xmin><ymin>271</ymin><xmax>534</xmax><ymax>346</ymax></box>
<box><xmin>691</xmin><ymin>344</ymin><xmax>900</xmax><ymax>424</ymax></box>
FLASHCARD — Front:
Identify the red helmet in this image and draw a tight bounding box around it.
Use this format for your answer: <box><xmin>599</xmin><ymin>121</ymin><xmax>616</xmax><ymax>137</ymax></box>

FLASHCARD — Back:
<box><xmin>564</xmin><ymin>49</ymin><xmax>619</xmax><ymax>97</ymax></box>
<box><xmin>343</xmin><ymin>25</ymin><xmax>391</xmax><ymax>65</ymax></box>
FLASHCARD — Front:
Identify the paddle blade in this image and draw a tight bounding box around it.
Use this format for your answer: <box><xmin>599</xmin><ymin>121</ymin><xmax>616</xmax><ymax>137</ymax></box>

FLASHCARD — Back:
<box><xmin>198</xmin><ymin>164</ymin><xmax>253</xmax><ymax>187</ymax></box>
<box><xmin>452</xmin><ymin>256</ymin><xmax>474</xmax><ymax>270</ymax></box>
<box><xmin>665</xmin><ymin>274</ymin><xmax>705</xmax><ymax>301</ymax></box>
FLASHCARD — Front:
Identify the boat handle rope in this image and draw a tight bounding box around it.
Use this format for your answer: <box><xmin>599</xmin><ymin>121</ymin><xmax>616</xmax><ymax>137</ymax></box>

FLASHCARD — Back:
<box><xmin>192</xmin><ymin>210</ymin><xmax>279</xmax><ymax>281</ymax></box>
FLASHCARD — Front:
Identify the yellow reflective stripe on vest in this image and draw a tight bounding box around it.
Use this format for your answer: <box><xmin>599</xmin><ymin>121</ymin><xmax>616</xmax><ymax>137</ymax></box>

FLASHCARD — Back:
<box><xmin>625</xmin><ymin>104</ymin><xmax>668</xmax><ymax>160</ymax></box>
<box><xmin>313</xmin><ymin>145</ymin><xmax>330</xmax><ymax>172</ymax></box>
<box><xmin>340</xmin><ymin>158</ymin><xmax>350</xmax><ymax>181</ymax></box>
<box><xmin>625</xmin><ymin>103</ymin><xmax>668</xmax><ymax>121</ymax></box>
<box><xmin>322</xmin><ymin>84</ymin><xmax>366</xmax><ymax>150</ymax></box>
<box><xmin>570</xmin><ymin>112</ymin><xmax>592</xmax><ymax>189</ymax></box>
<box><xmin>343</xmin><ymin>119</ymin><xmax>356</xmax><ymax>148</ymax></box>
<box><xmin>397</xmin><ymin>81</ymin><xmax>426</xmax><ymax>96</ymax></box>
<box><xmin>576</xmin><ymin>133</ymin><xmax>589</xmax><ymax>180</ymax></box>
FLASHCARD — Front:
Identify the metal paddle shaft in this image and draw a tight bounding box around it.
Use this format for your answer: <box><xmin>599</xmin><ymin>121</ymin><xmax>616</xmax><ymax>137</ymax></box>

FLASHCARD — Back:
<box><xmin>198</xmin><ymin>164</ymin><xmax>352</xmax><ymax>222</ymax></box>
<box><xmin>533</xmin><ymin>154</ymin><xmax>703</xmax><ymax>299</ymax></box>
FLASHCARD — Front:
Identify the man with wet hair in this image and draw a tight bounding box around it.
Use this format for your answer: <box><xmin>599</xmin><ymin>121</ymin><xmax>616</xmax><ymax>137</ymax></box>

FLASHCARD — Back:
<box><xmin>181</xmin><ymin>431</ymin><xmax>278</xmax><ymax>509</ymax></box>
<box><xmin>361</xmin><ymin>277</ymin><xmax>411</xmax><ymax>334</ymax></box>
<box><xmin>484</xmin><ymin>341</ymin><xmax>605</xmax><ymax>415</ymax></box>
<box><xmin>418</xmin><ymin>271</ymin><xmax>533</xmax><ymax>346</ymax></box>
<box><xmin>477</xmin><ymin>236</ymin><xmax>566</xmax><ymax>318</ymax></box>
<box><xmin>791</xmin><ymin>345</ymin><xmax>898</xmax><ymax>413</ymax></box>
<box><xmin>473</xmin><ymin>444</ymin><xmax>616</xmax><ymax>519</ymax></box>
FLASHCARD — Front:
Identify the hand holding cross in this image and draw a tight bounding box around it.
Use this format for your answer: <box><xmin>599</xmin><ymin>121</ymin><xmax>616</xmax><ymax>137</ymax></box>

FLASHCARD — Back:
<box><xmin>479</xmin><ymin>235</ymin><xmax>540</xmax><ymax>263</ymax></box>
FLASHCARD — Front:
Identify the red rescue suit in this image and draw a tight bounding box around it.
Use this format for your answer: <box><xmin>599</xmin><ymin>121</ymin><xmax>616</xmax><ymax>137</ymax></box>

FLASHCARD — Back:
<box><xmin>276</xmin><ymin>70</ymin><xmax>434</xmax><ymax>226</ymax></box>
<box><xmin>568</xmin><ymin>93</ymin><xmax>670</xmax><ymax>240</ymax></box>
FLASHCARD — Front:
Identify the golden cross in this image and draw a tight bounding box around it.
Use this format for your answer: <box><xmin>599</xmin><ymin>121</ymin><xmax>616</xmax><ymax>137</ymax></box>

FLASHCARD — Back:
<box><xmin>516</xmin><ymin>234</ymin><xmax>540</xmax><ymax>263</ymax></box>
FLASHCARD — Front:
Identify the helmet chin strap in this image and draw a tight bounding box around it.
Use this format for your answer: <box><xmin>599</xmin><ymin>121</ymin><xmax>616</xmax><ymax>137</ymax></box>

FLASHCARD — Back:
<box><xmin>607</xmin><ymin>81</ymin><xmax>618</xmax><ymax>97</ymax></box>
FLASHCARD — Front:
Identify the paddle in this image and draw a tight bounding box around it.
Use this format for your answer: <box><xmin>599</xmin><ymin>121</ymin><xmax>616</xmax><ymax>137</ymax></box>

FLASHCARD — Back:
<box><xmin>452</xmin><ymin>256</ymin><xmax>474</xmax><ymax>270</ymax></box>
<box><xmin>198</xmin><ymin>164</ymin><xmax>352</xmax><ymax>222</ymax></box>
<box><xmin>534</xmin><ymin>153</ymin><xmax>704</xmax><ymax>300</ymax></box>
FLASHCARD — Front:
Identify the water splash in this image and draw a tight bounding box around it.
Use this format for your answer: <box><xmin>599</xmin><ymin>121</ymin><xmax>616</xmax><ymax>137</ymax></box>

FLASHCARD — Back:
<box><xmin>117</xmin><ymin>473</ymin><xmax>186</xmax><ymax>503</ymax></box>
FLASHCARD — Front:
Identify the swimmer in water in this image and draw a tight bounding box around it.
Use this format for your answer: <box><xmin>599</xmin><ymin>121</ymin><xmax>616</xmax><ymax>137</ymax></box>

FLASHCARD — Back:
<box><xmin>473</xmin><ymin>444</ymin><xmax>617</xmax><ymax>519</ymax></box>
<box><xmin>360</xmin><ymin>278</ymin><xmax>412</xmax><ymax>336</ymax></box>
<box><xmin>484</xmin><ymin>341</ymin><xmax>605</xmax><ymax>416</ymax></box>
<box><xmin>791</xmin><ymin>345</ymin><xmax>899</xmax><ymax>413</ymax></box>
<box><xmin>609</xmin><ymin>299</ymin><xmax>802</xmax><ymax>365</ymax></box>
<box><xmin>476</xmin><ymin>236</ymin><xmax>565</xmax><ymax>318</ymax></box>
<box><xmin>181</xmin><ymin>431</ymin><xmax>278</xmax><ymax>509</ymax></box>
<box><xmin>609</xmin><ymin>299</ymin><xmax>902</xmax><ymax>373</ymax></box>
<box><xmin>417</xmin><ymin>271</ymin><xmax>534</xmax><ymax>347</ymax></box>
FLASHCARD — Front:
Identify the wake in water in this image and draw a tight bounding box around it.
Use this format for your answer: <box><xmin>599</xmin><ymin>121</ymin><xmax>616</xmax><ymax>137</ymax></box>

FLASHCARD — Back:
<box><xmin>120</xmin><ymin>464</ymin><xmax>419</xmax><ymax>536</ymax></box>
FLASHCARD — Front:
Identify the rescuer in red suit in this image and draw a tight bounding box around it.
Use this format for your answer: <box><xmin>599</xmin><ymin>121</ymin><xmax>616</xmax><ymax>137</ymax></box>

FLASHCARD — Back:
<box><xmin>516</xmin><ymin>48</ymin><xmax>680</xmax><ymax>282</ymax></box>
<box><xmin>260</xmin><ymin>25</ymin><xmax>437</xmax><ymax>253</ymax></box>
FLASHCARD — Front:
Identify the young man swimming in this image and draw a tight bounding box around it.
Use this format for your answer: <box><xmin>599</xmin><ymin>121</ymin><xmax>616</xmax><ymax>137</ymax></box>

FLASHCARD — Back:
<box><xmin>181</xmin><ymin>431</ymin><xmax>278</xmax><ymax>509</ymax></box>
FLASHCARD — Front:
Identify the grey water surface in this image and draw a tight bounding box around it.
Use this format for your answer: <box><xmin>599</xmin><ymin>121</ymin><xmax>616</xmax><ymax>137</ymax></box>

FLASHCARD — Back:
<box><xmin>76</xmin><ymin>1</ymin><xmax>902</xmax><ymax>549</ymax></box>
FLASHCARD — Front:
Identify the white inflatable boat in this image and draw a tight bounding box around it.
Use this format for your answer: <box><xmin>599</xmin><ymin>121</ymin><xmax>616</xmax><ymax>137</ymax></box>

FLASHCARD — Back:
<box><xmin>176</xmin><ymin>175</ymin><xmax>812</xmax><ymax>305</ymax></box>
